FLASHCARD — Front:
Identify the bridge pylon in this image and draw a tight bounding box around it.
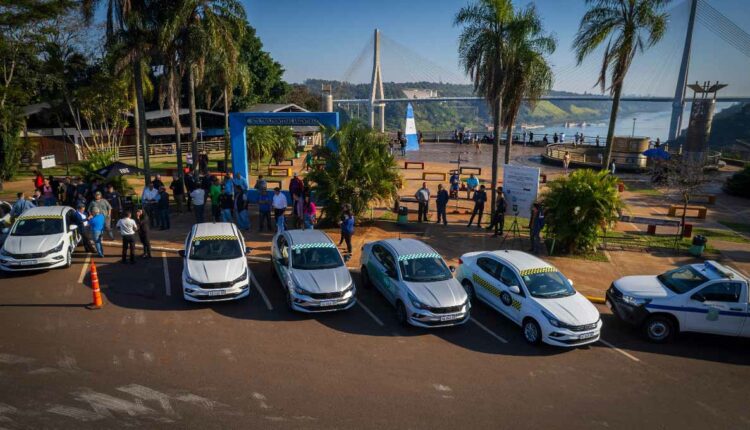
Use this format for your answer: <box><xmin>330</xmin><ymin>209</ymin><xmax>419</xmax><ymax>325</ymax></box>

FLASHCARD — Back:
<box><xmin>370</xmin><ymin>29</ymin><xmax>386</xmax><ymax>132</ymax></box>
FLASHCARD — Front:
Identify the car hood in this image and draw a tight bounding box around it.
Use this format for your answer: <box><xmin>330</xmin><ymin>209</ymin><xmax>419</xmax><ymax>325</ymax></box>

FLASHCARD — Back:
<box><xmin>3</xmin><ymin>233</ymin><xmax>65</xmax><ymax>254</ymax></box>
<box><xmin>186</xmin><ymin>257</ymin><xmax>246</xmax><ymax>284</ymax></box>
<box><xmin>405</xmin><ymin>278</ymin><xmax>468</xmax><ymax>308</ymax></box>
<box><xmin>613</xmin><ymin>275</ymin><xmax>672</xmax><ymax>298</ymax></box>
<box><xmin>292</xmin><ymin>266</ymin><xmax>352</xmax><ymax>293</ymax></box>
<box><xmin>538</xmin><ymin>293</ymin><xmax>600</xmax><ymax>326</ymax></box>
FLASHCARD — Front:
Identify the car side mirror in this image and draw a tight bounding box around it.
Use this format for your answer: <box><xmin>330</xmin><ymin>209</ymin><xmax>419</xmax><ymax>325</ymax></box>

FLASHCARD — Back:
<box><xmin>567</xmin><ymin>278</ymin><xmax>574</xmax><ymax>287</ymax></box>
<box><xmin>449</xmin><ymin>265</ymin><xmax>456</xmax><ymax>273</ymax></box>
<box><xmin>178</xmin><ymin>250</ymin><xmax>186</xmax><ymax>257</ymax></box>
<box><xmin>68</xmin><ymin>224</ymin><xmax>78</xmax><ymax>232</ymax></box>
<box><xmin>508</xmin><ymin>285</ymin><xmax>521</xmax><ymax>295</ymax></box>
<box><xmin>245</xmin><ymin>247</ymin><xmax>252</xmax><ymax>254</ymax></box>
<box><xmin>691</xmin><ymin>293</ymin><xmax>705</xmax><ymax>302</ymax></box>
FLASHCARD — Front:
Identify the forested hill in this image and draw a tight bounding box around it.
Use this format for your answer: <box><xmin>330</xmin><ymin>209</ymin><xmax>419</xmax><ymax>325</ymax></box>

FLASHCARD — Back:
<box><xmin>304</xmin><ymin>80</ymin><xmax>667</xmax><ymax>131</ymax></box>
<box><xmin>707</xmin><ymin>103</ymin><xmax>750</xmax><ymax>149</ymax></box>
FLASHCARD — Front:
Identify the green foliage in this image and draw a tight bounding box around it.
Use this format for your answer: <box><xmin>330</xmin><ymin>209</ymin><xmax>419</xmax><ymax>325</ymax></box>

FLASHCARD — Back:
<box><xmin>232</xmin><ymin>23</ymin><xmax>287</xmax><ymax>109</ymax></box>
<box><xmin>74</xmin><ymin>149</ymin><xmax>116</xmax><ymax>182</ymax></box>
<box><xmin>247</xmin><ymin>126</ymin><xmax>296</xmax><ymax>167</ymax></box>
<box><xmin>723</xmin><ymin>165</ymin><xmax>750</xmax><ymax>198</ymax></box>
<box><xmin>0</xmin><ymin>106</ymin><xmax>24</xmax><ymax>183</ymax></box>
<box><xmin>542</xmin><ymin>169</ymin><xmax>625</xmax><ymax>254</ymax></box>
<box><xmin>307</xmin><ymin>121</ymin><xmax>400</xmax><ymax>225</ymax></box>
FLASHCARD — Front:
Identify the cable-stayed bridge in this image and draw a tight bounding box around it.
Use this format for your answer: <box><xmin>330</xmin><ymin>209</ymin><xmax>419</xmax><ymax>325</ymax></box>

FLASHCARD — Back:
<box><xmin>329</xmin><ymin>0</ymin><xmax>750</xmax><ymax>141</ymax></box>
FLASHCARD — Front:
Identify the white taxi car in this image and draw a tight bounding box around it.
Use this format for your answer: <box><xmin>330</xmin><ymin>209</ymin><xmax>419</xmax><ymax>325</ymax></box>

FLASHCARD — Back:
<box><xmin>0</xmin><ymin>206</ymin><xmax>81</xmax><ymax>272</ymax></box>
<box><xmin>360</xmin><ymin>238</ymin><xmax>469</xmax><ymax>328</ymax></box>
<box><xmin>456</xmin><ymin>250</ymin><xmax>601</xmax><ymax>346</ymax></box>
<box><xmin>179</xmin><ymin>223</ymin><xmax>252</xmax><ymax>302</ymax></box>
<box><xmin>272</xmin><ymin>229</ymin><xmax>356</xmax><ymax>312</ymax></box>
<box><xmin>607</xmin><ymin>260</ymin><xmax>750</xmax><ymax>342</ymax></box>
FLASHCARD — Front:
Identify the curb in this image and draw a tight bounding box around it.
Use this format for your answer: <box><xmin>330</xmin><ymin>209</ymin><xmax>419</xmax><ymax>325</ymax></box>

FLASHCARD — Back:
<box><xmin>99</xmin><ymin>241</ymin><xmax>272</xmax><ymax>263</ymax></box>
<box><xmin>584</xmin><ymin>295</ymin><xmax>607</xmax><ymax>304</ymax></box>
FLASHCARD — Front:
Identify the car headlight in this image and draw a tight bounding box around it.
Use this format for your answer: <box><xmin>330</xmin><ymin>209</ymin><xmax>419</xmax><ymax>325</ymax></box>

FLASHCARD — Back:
<box><xmin>541</xmin><ymin>310</ymin><xmax>563</xmax><ymax>328</ymax></box>
<box><xmin>408</xmin><ymin>292</ymin><xmax>427</xmax><ymax>310</ymax></box>
<box><xmin>185</xmin><ymin>275</ymin><xmax>200</xmax><ymax>285</ymax></box>
<box><xmin>622</xmin><ymin>295</ymin><xmax>651</xmax><ymax>307</ymax></box>
<box><xmin>0</xmin><ymin>248</ymin><xmax>11</xmax><ymax>257</ymax></box>
<box><xmin>287</xmin><ymin>277</ymin><xmax>309</xmax><ymax>295</ymax></box>
<box><xmin>232</xmin><ymin>270</ymin><xmax>248</xmax><ymax>284</ymax></box>
<box><xmin>45</xmin><ymin>241</ymin><xmax>64</xmax><ymax>256</ymax></box>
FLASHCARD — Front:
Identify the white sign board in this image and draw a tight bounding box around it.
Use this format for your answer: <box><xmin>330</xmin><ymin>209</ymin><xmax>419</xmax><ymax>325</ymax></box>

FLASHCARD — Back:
<box><xmin>41</xmin><ymin>155</ymin><xmax>56</xmax><ymax>169</ymax></box>
<box><xmin>186</xmin><ymin>153</ymin><xmax>193</xmax><ymax>165</ymax></box>
<box><xmin>502</xmin><ymin>164</ymin><xmax>540</xmax><ymax>219</ymax></box>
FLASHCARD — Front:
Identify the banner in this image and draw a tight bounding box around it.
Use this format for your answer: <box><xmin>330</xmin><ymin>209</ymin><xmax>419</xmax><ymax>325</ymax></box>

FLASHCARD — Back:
<box><xmin>404</xmin><ymin>103</ymin><xmax>419</xmax><ymax>151</ymax></box>
<box><xmin>502</xmin><ymin>164</ymin><xmax>540</xmax><ymax>219</ymax></box>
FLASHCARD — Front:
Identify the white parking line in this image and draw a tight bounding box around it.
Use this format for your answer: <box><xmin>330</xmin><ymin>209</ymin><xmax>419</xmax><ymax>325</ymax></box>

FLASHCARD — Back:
<box><xmin>77</xmin><ymin>254</ymin><xmax>91</xmax><ymax>284</ymax></box>
<box><xmin>599</xmin><ymin>339</ymin><xmax>641</xmax><ymax>363</ymax></box>
<box><xmin>470</xmin><ymin>318</ymin><xmax>509</xmax><ymax>344</ymax></box>
<box><xmin>357</xmin><ymin>301</ymin><xmax>385</xmax><ymax>327</ymax></box>
<box><xmin>161</xmin><ymin>252</ymin><xmax>171</xmax><ymax>296</ymax></box>
<box><xmin>250</xmin><ymin>272</ymin><xmax>273</xmax><ymax>311</ymax></box>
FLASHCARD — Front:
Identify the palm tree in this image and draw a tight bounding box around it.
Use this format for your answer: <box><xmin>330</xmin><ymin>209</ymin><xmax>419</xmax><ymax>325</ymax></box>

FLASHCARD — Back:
<box><xmin>574</xmin><ymin>0</ymin><xmax>668</xmax><ymax>168</ymax></box>
<box><xmin>502</xmin><ymin>5</ymin><xmax>555</xmax><ymax>163</ymax></box>
<box><xmin>455</xmin><ymin>0</ymin><xmax>515</xmax><ymax>218</ymax></box>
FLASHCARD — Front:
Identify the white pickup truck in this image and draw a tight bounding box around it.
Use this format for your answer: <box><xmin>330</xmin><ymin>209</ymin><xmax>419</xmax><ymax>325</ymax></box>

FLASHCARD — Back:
<box><xmin>607</xmin><ymin>261</ymin><xmax>750</xmax><ymax>342</ymax></box>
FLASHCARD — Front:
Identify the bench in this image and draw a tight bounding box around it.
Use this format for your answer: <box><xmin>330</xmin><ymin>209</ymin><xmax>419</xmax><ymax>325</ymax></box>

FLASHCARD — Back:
<box><xmin>404</xmin><ymin>161</ymin><xmax>424</xmax><ymax>170</ymax></box>
<box><xmin>268</xmin><ymin>167</ymin><xmax>292</xmax><ymax>177</ymax></box>
<box><xmin>668</xmin><ymin>205</ymin><xmax>707</xmax><ymax>219</ymax></box>
<box><xmin>692</xmin><ymin>194</ymin><xmax>717</xmax><ymax>205</ymax></box>
<box><xmin>422</xmin><ymin>172</ymin><xmax>447</xmax><ymax>181</ymax></box>
<box><xmin>619</xmin><ymin>215</ymin><xmax>681</xmax><ymax>235</ymax></box>
<box><xmin>460</xmin><ymin>166</ymin><xmax>481</xmax><ymax>175</ymax></box>
<box><xmin>265</xmin><ymin>179</ymin><xmax>283</xmax><ymax>190</ymax></box>
<box><xmin>271</xmin><ymin>159</ymin><xmax>294</xmax><ymax>167</ymax></box>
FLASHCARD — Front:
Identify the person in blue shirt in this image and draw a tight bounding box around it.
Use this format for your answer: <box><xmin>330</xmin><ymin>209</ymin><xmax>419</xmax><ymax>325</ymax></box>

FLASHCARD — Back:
<box><xmin>224</xmin><ymin>172</ymin><xmax>235</xmax><ymax>196</ymax></box>
<box><xmin>449</xmin><ymin>172</ymin><xmax>460</xmax><ymax>199</ymax></box>
<box><xmin>257</xmin><ymin>186</ymin><xmax>272</xmax><ymax>232</ymax></box>
<box><xmin>465</xmin><ymin>174</ymin><xmax>479</xmax><ymax>199</ymax></box>
<box><xmin>234</xmin><ymin>172</ymin><xmax>248</xmax><ymax>192</ymax></box>
<box><xmin>338</xmin><ymin>206</ymin><xmax>355</xmax><ymax>258</ymax></box>
<box><xmin>89</xmin><ymin>207</ymin><xmax>106</xmax><ymax>257</ymax></box>
<box><xmin>11</xmin><ymin>192</ymin><xmax>36</xmax><ymax>219</ymax></box>
<box><xmin>435</xmin><ymin>184</ymin><xmax>449</xmax><ymax>226</ymax></box>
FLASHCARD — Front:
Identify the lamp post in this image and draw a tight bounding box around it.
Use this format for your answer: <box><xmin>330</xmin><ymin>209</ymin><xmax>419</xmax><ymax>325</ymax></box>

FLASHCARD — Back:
<box><xmin>631</xmin><ymin>118</ymin><xmax>637</xmax><ymax>137</ymax></box>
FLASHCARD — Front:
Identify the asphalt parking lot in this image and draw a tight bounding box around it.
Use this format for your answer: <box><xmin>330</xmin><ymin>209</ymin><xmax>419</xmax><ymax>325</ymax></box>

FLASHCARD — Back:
<box><xmin>1</xmin><ymin>250</ymin><xmax>749</xmax><ymax>429</ymax></box>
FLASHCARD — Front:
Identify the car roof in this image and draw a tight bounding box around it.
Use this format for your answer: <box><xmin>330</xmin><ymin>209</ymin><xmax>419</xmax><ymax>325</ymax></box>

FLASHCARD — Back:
<box><xmin>21</xmin><ymin>206</ymin><xmax>69</xmax><ymax>217</ymax></box>
<box><xmin>191</xmin><ymin>222</ymin><xmax>237</xmax><ymax>239</ymax></box>
<box><xmin>487</xmin><ymin>250</ymin><xmax>555</xmax><ymax>273</ymax></box>
<box><xmin>380</xmin><ymin>238</ymin><xmax>435</xmax><ymax>256</ymax></box>
<box><xmin>285</xmin><ymin>229</ymin><xmax>333</xmax><ymax>246</ymax></box>
<box><xmin>692</xmin><ymin>261</ymin><xmax>748</xmax><ymax>282</ymax></box>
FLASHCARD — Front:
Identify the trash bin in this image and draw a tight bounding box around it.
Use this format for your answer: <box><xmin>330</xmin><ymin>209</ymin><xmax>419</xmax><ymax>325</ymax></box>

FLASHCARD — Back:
<box><xmin>682</xmin><ymin>223</ymin><xmax>693</xmax><ymax>238</ymax></box>
<box><xmin>397</xmin><ymin>206</ymin><xmax>409</xmax><ymax>225</ymax></box>
<box><xmin>689</xmin><ymin>234</ymin><xmax>707</xmax><ymax>257</ymax></box>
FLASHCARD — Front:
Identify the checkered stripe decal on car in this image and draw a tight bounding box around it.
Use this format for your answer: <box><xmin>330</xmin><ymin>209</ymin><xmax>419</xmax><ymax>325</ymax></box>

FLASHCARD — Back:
<box><xmin>397</xmin><ymin>253</ymin><xmax>441</xmax><ymax>261</ymax></box>
<box><xmin>17</xmin><ymin>215</ymin><xmax>63</xmax><ymax>220</ymax></box>
<box><xmin>291</xmin><ymin>242</ymin><xmax>336</xmax><ymax>250</ymax></box>
<box><xmin>472</xmin><ymin>273</ymin><xmax>522</xmax><ymax>311</ymax></box>
<box><xmin>519</xmin><ymin>267</ymin><xmax>556</xmax><ymax>276</ymax></box>
<box><xmin>193</xmin><ymin>235</ymin><xmax>236</xmax><ymax>241</ymax></box>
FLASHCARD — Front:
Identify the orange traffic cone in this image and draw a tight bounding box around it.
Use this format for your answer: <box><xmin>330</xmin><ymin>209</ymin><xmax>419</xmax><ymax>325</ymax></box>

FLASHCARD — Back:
<box><xmin>86</xmin><ymin>260</ymin><xmax>103</xmax><ymax>310</ymax></box>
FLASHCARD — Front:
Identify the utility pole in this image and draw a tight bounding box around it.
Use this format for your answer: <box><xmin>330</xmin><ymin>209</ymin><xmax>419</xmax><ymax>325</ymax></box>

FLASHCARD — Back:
<box><xmin>370</xmin><ymin>29</ymin><xmax>385</xmax><ymax>132</ymax></box>
<box><xmin>668</xmin><ymin>0</ymin><xmax>698</xmax><ymax>142</ymax></box>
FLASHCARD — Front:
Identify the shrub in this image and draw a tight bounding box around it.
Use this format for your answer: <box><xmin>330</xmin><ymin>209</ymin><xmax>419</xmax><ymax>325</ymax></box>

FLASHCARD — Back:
<box><xmin>723</xmin><ymin>165</ymin><xmax>750</xmax><ymax>198</ymax></box>
<box><xmin>541</xmin><ymin>169</ymin><xmax>625</xmax><ymax>254</ymax></box>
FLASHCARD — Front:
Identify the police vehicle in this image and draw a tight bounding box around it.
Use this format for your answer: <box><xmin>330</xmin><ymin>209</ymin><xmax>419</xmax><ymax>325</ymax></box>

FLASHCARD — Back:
<box><xmin>272</xmin><ymin>230</ymin><xmax>356</xmax><ymax>312</ymax></box>
<box><xmin>607</xmin><ymin>261</ymin><xmax>750</xmax><ymax>342</ymax></box>
<box><xmin>360</xmin><ymin>238</ymin><xmax>469</xmax><ymax>328</ymax></box>
<box><xmin>0</xmin><ymin>206</ymin><xmax>81</xmax><ymax>272</ymax></box>
<box><xmin>179</xmin><ymin>223</ymin><xmax>252</xmax><ymax>302</ymax></box>
<box><xmin>456</xmin><ymin>250</ymin><xmax>601</xmax><ymax>346</ymax></box>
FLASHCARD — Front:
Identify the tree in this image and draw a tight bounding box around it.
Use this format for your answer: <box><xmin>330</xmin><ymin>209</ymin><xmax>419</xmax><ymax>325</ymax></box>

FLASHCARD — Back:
<box><xmin>661</xmin><ymin>156</ymin><xmax>709</xmax><ymax>236</ymax></box>
<box><xmin>723</xmin><ymin>164</ymin><xmax>750</xmax><ymax>198</ymax></box>
<box><xmin>573</xmin><ymin>0</ymin><xmax>668</xmax><ymax>168</ymax></box>
<box><xmin>231</xmin><ymin>23</ymin><xmax>287</xmax><ymax>110</ymax></box>
<box><xmin>502</xmin><ymin>5</ymin><xmax>555</xmax><ymax>163</ymax></box>
<box><xmin>284</xmin><ymin>84</ymin><xmax>321</xmax><ymax>112</ymax></box>
<box><xmin>542</xmin><ymin>169</ymin><xmax>624</xmax><ymax>254</ymax></box>
<box><xmin>455</xmin><ymin>0</ymin><xmax>515</xmax><ymax>222</ymax></box>
<box><xmin>246</xmin><ymin>126</ymin><xmax>295</xmax><ymax>171</ymax></box>
<box><xmin>306</xmin><ymin>121</ymin><xmax>400</xmax><ymax>225</ymax></box>
<box><xmin>75</xmin><ymin>69</ymin><xmax>131</xmax><ymax>156</ymax></box>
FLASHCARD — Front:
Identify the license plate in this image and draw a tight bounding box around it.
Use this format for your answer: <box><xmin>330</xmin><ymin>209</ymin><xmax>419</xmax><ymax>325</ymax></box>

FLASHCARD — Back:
<box><xmin>579</xmin><ymin>332</ymin><xmax>597</xmax><ymax>340</ymax></box>
<box><xmin>208</xmin><ymin>290</ymin><xmax>226</xmax><ymax>296</ymax></box>
<box><xmin>19</xmin><ymin>260</ymin><xmax>37</xmax><ymax>266</ymax></box>
<box><xmin>321</xmin><ymin>300</ymin><xmax>338</xmax><ymax>307</ymax></box>
<box><xmin>605</xmin><ymin>300</ymin><xmax>612</xmax><ymax>309</ymax></box>
<box><xmin>440</xmin><ymin>314</ymin><xmax>463</xmax><ymax>322</ymax></box>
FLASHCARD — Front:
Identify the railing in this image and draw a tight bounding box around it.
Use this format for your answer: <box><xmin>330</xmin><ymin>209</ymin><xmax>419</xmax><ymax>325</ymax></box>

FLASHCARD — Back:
<box><xmin>117</xmin><ymin>140</ymin><xmax>226</xmax><ymax>159</ymax></box>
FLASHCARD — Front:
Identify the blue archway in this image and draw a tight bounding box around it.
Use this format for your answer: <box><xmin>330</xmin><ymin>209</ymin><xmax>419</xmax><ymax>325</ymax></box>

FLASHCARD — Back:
<box><xmin>229</xmin><ymin>111</ymin><xmax>340</xmax><ymax>186</ymax></box>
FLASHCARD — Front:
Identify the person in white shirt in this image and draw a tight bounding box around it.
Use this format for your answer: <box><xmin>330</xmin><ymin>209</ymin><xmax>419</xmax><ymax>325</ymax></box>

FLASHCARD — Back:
<box><xmin>190</xmin><ymin>187</ymin><xmax>206</xmax><ymax>223</ymax></box>
<box><xmin>272</xmin><ymin>187</ymin><xmax>288</xmax><ymax>233</ymax></box>
<box><xmin>141</xmin><ymin>184</ymin><xmax>159</xmax><ymax>228</ymax></box>
<box><xmin>415</xmin><ymin>182</ymin><xmax>431</xmax><ymax>223</ymax></box>
<box><xmin>116</xmin><ymin>210</ymin><xmax>138</xmax><ymax>264</ymax></box>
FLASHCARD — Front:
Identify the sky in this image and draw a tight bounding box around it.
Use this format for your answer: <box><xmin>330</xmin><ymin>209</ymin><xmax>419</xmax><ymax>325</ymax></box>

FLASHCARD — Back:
<box><xmin>244</xmin><ymin>0</ymin><xmax>750</xmax><ymax>97</ymax></box>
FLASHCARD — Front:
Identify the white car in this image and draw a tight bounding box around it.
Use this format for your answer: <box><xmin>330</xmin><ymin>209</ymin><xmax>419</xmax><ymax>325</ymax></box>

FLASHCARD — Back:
<box><xmin>272</xmin><ymin>229</ymin><xmax>356</xmax><ymax>312</ymax></box>
<box><xmin>456</xmin><ymin>250</ymin><xmax>602</xmax><ymax>346</ymax></box>
<box><xmin>0</xmin><ymin>206</ymin><xmax>81</xmax><ymax>272</ymax></box>
<box><xmin>607</xmin><ymin>260</ymin><xmax>750</xmax><ymax>342</ymax></box>
<box><xmin>179</xmin><ymin>223</ymin><xmax>252</xmax><ymax>302</ymax></box>
<box><xmin>360</xmin><ymin>238</ymin><xmax>469</xmax><ymax>328</ymax></box>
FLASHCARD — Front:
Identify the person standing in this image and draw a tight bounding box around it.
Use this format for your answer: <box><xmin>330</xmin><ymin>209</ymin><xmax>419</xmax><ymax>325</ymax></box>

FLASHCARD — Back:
<box><xmin>220</xmin><ymin>192</ymin><xmax>234</xmax><ymax>223</ymax></box>
<box><xmin>302</xmin><ymin>195</ymin><xmax>317</xmax><ymax>230</ymax></box>
<box><xmin>141</xmin><ymin>183</ymin><xmax>159</xmax><ymax>229</ymax></box>
<box><xmin>135</xmin><ymin>208</ymin><xmax>151</xmax><ymax>258</ymax></box>
<box><xmin>339</xmin><ymin>207</ymin><xmax>354</xmax><ymax>258</ymax></box>
<box><xmin>234</xmin><ymin>172</ymin><xmax>248</xmax><ymax>192</ymax></box>
<box><xmin>116</xmin><ymin>211</ymin><xmax>138</xmax><ymax>264</ymax></box>
<box><xmin>185</xmin><ymin>173</ymin><xmax>197</xmax><ymax>211</ymax></box>
<box><xmin>89</xmin><ymin>207</ymin><xmax>105</xmax><ymax>258</ymax></box>
<box><xmin>257</xmin><ymin>186</ymin><xmax>273</xmax><ymax>232</ymax></box>
<box><xmin>553</xmin><ymin>132</ymin><xmax>559</xmax><ymax>144</ymax></box>
<box><xmin>272</xmin><ymin>187</ymin><xmax>288</xmax><ymax>233</ymax></box>
<box><xmin>487</xmin><ymin>186</ymin><xmax>507</xmax><ymax>236</ymax></box>
<box><xmin>209</xmin><ymin>177</ymin><xmax>222</xmax><ymax>222</ymax></box>
<box><xmin>595</xmin><ymin>135</ymin><xmax>600</xmax><ymax>147</ymax></box>
<box><xmin>529</xmin><ymin>203</ymin><xmax>545</xmax><ymax>254</ymax></box>
<box><xmin>254</xmin><ymin>175</ymin><xmax>267</xmax><ymax>190</ymax></box>
<box><xmin>190</xmin><ymin>185</ymin><xmax>205</xmax><ymax>224</ymax></box>
<box><xmin>88</xmin><ymin>191</ymin><xmax>112</xmax><ymax>241</ymax></box>
<box><xmin>415</xmin><ymin>182</ymin><xmax>430</xmax><ymax>223</ymax></box>
<box><xmin>609</xmin><ymin>159</ymin><xmax>616</xmax><ymax>175</ymax></box>
<box><xmin>542</xmin><ymin>134</ymin><xmax>549</xmax><ymax>144</ymax></box>
<box><xmin>235</xmin><ymin>186</ymin><xmax>249</xmax><ymax>230</ymax></box>
<box><xmin>41</xmin><ymin>179</ymin><xmax>55</xmax><ymax>206</ymax></box>
<box><xmin>467</xmin><ymin>185</ymin><xmax>487</xmax><ymax>228</ymax></box>
<box><xmin>33</xmin><ymin>170</ymin><xmax>44</xmax><ymax>192</ymax></box>
<box><xmin>563</xmin><ymin>151</ymin><xmax>571</xmax><ymax>174</ymax></box>
<box><xmin>223</xmin><ymin>172</ymin><xmax>235</xmax><ymax>197</ymax></box>
<box><xmin>400</xmin><ymin>134</ymin><xmax>407</xmax><ymax>156</ymax></box>
<box><xmin>465</xmin><ymin>173</ymin><xmax>479</xmax><ymax>200</ymax></box>
<box><xmin>11</xmin><ymin>192</ymin><xmax>35</xmax><ymax>218</ymax></box>
<box><xmin>170</xmin><ymin>174</ymin><xmax>185</xmax><ymax>213</ymax></box>
<box><xmin>529</xmin><ymin>131</ymin><xmax>534</xmax><ymax>144</ymax></box>
<box><xmin>157</xmin><ymin>186</ymin><xmax>170</xmax><ymax>230</ymax></box>
<box><xmin>74</xmin><ymin>203</ymin><xmax>96</xmax><ymax>253</ymax></box>
<box><xmin>449</xmin><ymin>171</ymin><xmax>460</xmax><ymax>199</ymax></box>
<box><xmin>104</xmin><ymin>185</ymin><xmax>121</xmax><ymax>239</ymax></box>
<box><xmin>435</xmin><ymin>184</ymin><xmax>449</xmax><ymax>226</ymax></box>
<box><xmin>304</xmin><ymin>151</ymin><xmax>313</xmax><ymax>171</ymax></box>
<box><xmin>151</xmin><ymin>174</ymin><xmax>164</xmax><ymax>190</ymax></box>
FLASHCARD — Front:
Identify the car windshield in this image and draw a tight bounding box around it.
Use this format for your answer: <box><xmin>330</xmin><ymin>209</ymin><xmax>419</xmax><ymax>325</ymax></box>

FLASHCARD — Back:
<box><xmin>399</xmin><ymin>257</ymin><xmax>452</xmax><ymax>282</ymax></box>
<box><xmin>11</xmin><ymin>218</ymin><xmax>63</xmax><ymax>236</ymax></box>
<box><xmin>523</xmin><ymin>271</ymin><xmax>575</xmax><ymax>299</ymax></box>
<box><xmin>657</xmin><ymin>266</ymin><xmax>708</xmax><ymax>294</ymax></box>
<box><xmin>291</xmin><ymin>247</ymin><xmax>343</xmax><ymax>270</ymax></box>
<box><xmin>190</xmin><ymin>239</ymin><xmax>242</xmax><ymax>261</ymax></box>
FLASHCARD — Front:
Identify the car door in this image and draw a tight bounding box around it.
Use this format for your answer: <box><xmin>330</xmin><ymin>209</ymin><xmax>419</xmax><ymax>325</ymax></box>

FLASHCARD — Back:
<box><xmin>496</xmin><ymin>263</ymin><xmax>527</xmax><ymax>324</ymax></box>
<box><xmin>368</xmin><ymin>245</ymin><xmax>399</xmax><ymax>304</ymax></box>
<box><xmin>471</xmin><ymin>257</ymin><xmax>505</xmax><ymax>310</ymax></box>
<box><xmin>683</xmin><ymin>281</ymin><xmax>746</xmax><ymax>336</ymax></box>
<box><xmin>274</xmin><ymin>235</ymin><xmax>290</xmax><ymax>283</ymax></box>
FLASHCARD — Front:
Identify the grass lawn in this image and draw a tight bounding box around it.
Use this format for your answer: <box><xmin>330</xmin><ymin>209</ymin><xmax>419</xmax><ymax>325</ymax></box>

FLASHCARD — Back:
<box><xmin>718</xmin><ymin>221</ymin><xmax>750</xmax><ymax>236</ymax></box>
<box><xmin>621</xmin><ymin>180</ymin><xmax>661</xmax><ymax>196</ymax></box>
<box><xmin>694</xmin><ymin>227</ymin><xmax>750</xmax><ymax>244</ymax></box>
<box><xmin>601</xmin><ymin>230</ymin><xmax>719</xmax><ymax>254</ymax></box>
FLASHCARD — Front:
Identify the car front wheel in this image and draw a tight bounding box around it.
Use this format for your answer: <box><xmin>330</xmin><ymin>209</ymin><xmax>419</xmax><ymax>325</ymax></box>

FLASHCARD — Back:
<box><xmin>644</xmin><ymin>315</ymin><xmax>675</xmax><ymax>343</ymax></box>
<box><xmin>395</xmin><ymin>301</ymin><xmax>408</xmax><ymax>326</ymax></box>
<box><xmin>461</xmin><ymin>280</ymin><xmax>476</xmax><ymax>304</ymax></box>
<box><xmin>523</xmin><ymin>319</ymin><xmax>542</xmax><ymax>345</ymax></box>
<box><xmin>65</xmin><ymin>247</ymin><xmax>73</xmax><ymax>268</ymax></box>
